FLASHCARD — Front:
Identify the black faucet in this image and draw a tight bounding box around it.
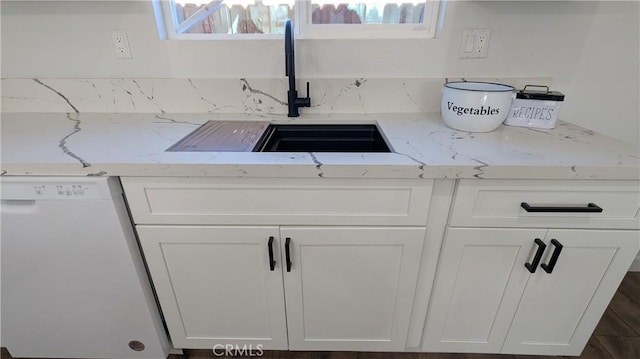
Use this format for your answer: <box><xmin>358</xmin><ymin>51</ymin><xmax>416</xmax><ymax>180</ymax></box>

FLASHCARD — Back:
<box><xmin>285</xmin><ymin>19</ymin><xmax>310</xmax><ymax>117</ymax></box>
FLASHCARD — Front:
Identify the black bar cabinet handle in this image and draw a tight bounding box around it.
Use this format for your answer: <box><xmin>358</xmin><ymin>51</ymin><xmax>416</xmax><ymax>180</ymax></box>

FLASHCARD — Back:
<box><xmin>541</xmin><ymin>239</ymin><xmax>563</xmax><ymax>274</ymax></box>
<box><xmin>521</xmin><ymin>202</ymin><xmax>603</xmax><ymax>213</ymax></box>
<box><xmin>525</xmin><ymin>238</ymin><xmax>547</xmax><ymax>273</ymax></box>
<box><xmin>268</xmin><ymin>236</ymin><xmax>276</xmax><ymax>271</ymax></box>
<box><xmin>285</xmin><ymin>237</ymin><xmax>292</xmax><ymax>272</ymax></box>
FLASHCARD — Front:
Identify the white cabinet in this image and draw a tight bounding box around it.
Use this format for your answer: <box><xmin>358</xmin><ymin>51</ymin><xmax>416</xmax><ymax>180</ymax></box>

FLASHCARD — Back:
<box><xmin>122</xmin><ymin>177</ymin><xmax>432</xmax><ymax>352</ymax></box>
<box><xmin>121</xmin><ymin>177</ymin><xmax>432</xmax><ymax>226</ymax></box>
<box><xmin>136</xmin><ymin>226</ymin><xmax>288</xmax><ymax>349</ymax></box>
<box><xmin>424</xmin><ymin>228</ymin><xmax>638</xmax><ymax>355</ymax></box>
<box><xmin>502</xmin><ymin>229</ymin><xmax>639</xmax><ymax>355</ymax></box>
<box><xmin>124</xmin><ymin>177</ymin><xmax>640</xmax><ymax>355</ymax></box>
<box><xmin>449</xmin><ymin>179</ymin><xmax>640</xmax><ymax>230</ymax></box>
<box><xmin>137</xmin><ymin>225</ymin><xmax>425</xmax><ymax>352</ymax></box>
<box><xmin>423</xmin><ymin>228</ymin><xmax>543</xmax><ymax>353</ymax></box>
<box><xmin>423</xmin><ymin>179</ymin><xmax>640</xmax><ymax>356</ymax></box>
<box><xmin>281</xmin><ymin>227</ymin><xmax>424</xmax><ymax>351</ymax></box>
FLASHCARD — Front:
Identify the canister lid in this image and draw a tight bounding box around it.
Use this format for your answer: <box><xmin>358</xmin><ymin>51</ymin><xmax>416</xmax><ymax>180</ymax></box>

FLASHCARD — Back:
<box><xmin>516</xmin><ymin>85</ymin><xmax>565</xmax><ymax>101</ymax></box>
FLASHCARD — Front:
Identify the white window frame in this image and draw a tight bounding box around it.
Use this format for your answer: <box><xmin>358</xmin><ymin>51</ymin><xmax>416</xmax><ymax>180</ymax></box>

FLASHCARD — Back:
<box><xmin>153</xmin><ymin>0</ymin><xmax>444</xmax><ymax>40</ymax></box>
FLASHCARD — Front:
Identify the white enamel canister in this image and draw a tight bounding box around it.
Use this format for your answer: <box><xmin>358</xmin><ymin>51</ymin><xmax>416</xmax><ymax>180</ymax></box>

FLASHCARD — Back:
<box><xmin>441</xmin><ymin>81</ymin><xmax>515</xmax><ymax>132</ymax></box>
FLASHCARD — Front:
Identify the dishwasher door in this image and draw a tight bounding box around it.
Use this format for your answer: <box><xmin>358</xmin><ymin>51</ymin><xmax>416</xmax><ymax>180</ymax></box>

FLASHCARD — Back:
<box><xmin>1</xmin><ymin>177</ymin><xmax>170</xmax><ymax>359</ymax></box>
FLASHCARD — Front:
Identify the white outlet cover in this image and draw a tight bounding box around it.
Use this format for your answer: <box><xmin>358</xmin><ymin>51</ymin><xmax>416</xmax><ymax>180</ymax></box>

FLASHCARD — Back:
<box><xmin>111</xmin><ymin>30</ymin><xmax>132</xmax><ymax>59</ymax></box>
<box><xmin>459</xmin><ymin>28</ymin><xmax>491</xmax><ymax>59</ymax></box>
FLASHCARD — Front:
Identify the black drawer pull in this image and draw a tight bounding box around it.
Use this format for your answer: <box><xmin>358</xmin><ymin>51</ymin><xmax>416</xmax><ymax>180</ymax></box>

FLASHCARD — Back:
<box><xmin>268</xmin><ymin>236</ymin><xmax>276</xmax><ymax>271</ymax></box>
<box><xmin>541</xmin><ymin>239</ymin><xmax>563</xmax><ymax>274</ymax></box>
<box><xmin>525</xmin><ymin>238</ymin><xmax>546</xmax><ymax>273</ymax></box>
<box><xmin>285</xmin><ymin>237</ymin><xmax>292</xmax><ymax>272</ymax></box>
<box><xmin>521</xmin><ymin>202</ymin><xmax>603</xmax><ymax>213</ymax></box>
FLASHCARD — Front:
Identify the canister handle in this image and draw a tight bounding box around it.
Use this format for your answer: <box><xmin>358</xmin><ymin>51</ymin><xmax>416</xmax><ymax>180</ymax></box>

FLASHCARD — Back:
<box><xmin>444</xmin><ymin>77</ymin><xmax>468</xmax><ymax>84</ymax></box>
<box><xmin>521</xmin><ymin>85</ymin><xmax>550</xmax><ymax>93</ymax></box>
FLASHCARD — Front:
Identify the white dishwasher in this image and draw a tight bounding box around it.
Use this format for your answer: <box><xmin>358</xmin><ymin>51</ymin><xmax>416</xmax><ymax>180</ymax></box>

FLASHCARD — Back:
<box><xmin>1</xmin><ymin>177</ymin><xmax>170</xmax><ymax>358</ymax></box>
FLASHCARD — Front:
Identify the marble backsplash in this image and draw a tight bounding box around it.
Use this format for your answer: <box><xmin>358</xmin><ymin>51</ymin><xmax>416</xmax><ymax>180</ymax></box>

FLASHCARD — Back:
<box><xmin>1</xmin><ymin>77</ymin><xmax>550</xmax><ymax>114</ymax></box>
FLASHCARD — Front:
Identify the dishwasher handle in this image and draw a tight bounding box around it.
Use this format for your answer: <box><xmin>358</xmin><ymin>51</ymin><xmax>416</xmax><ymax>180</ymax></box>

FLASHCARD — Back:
<box><xmin>1</xmin><ymin>200</ymin><xmax>37</xmax><ymax>214</ymax></box>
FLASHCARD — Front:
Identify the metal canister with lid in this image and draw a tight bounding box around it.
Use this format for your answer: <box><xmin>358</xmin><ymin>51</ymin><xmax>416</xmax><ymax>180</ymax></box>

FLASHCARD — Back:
<box><xmin>504</xmin><ymin>85</ymin><xmax>565</xmax><ymax>129</ymax></box>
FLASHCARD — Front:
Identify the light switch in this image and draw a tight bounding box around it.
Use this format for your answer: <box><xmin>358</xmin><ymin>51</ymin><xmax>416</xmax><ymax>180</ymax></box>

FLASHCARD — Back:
<box><xmin>464</xmin><ymin>34</ymin><xmax>475</xmax><ymax>53</ymax></box>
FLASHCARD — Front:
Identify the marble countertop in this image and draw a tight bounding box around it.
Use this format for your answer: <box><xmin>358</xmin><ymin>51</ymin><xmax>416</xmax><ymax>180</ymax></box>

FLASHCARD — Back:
<box><xmin>1</xmin><ymin>112</ymin><xmax>638</xmax><ymax>180</ymax></box>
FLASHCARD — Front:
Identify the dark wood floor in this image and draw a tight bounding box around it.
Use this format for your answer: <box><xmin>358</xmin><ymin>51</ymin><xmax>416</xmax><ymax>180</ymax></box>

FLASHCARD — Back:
<box><xmin>3</xmin><ymin>272</ymin><xmax>640</xmax><ymax>359</ymax></box>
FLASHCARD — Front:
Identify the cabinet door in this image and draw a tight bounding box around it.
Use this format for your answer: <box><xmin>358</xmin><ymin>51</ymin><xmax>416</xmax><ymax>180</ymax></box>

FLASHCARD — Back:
<box><xmin>281</xmin><ymin>227</ymin><xmax>425</xmax><ymax>351</ymax></box>
<box><xmin>137</xmin><ymin>226</ymin><xmax>288</xmax><ymax>349</ymax></box>
<box><xmin>502</xmin><ymin>229</ymin><xmax>640</xmax><ymax>356</ymax></box>
<box><xmin>423</xmin><ymin>227</ymin><xmax>547</xmax><ymax>353</ymax></box>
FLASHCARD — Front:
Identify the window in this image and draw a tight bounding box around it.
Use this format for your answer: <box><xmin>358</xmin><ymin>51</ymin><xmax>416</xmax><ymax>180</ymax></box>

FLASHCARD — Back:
<box><xmin>153</xmin><ymin>0</ymin><xmax>442</xmax><ymax>39</ymax></box>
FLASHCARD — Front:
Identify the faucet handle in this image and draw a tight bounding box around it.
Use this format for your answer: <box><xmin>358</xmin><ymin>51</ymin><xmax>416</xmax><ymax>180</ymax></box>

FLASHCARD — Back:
<box><xmin>304</xmin><ymin>82</ymin><xmax>311</xmax><ymax>107</ymax></box>
<box><xmin>305</xmin><ymin>82</ymin><xmax>311</xmax><ymax>105</ymax></box>
<box><xmin>292</xmin><ymin>81</ymin><xmax>311</xmax><ymax>110</ymax></box>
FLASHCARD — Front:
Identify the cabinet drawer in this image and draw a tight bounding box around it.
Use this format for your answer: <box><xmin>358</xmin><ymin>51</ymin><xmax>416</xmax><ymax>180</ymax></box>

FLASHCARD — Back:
<box><xmin>121</xmin><ymin>177</ymin><xmax>432</xmax><ymax>225</ymax></box>
<box><xmin>450</xmin><ymin>180</ymin><xmax>640</xmax><ymax>229</ymax></box>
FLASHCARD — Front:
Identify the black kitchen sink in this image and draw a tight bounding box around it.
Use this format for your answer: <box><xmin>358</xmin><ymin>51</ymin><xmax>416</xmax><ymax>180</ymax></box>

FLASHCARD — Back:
<box><xmin>254</xmin><ymin>124</ymin><xmax>391</xmax><ymax>153</ymax></box>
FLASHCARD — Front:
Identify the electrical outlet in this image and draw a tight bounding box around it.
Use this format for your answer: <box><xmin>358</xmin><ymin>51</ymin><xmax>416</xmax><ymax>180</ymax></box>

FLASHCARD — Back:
<box><xmin>459</xmin><ymin>28</ymin><xmax>491</xmax><ymax>59</ymax></box>
<box><xmin>475</xmin><ymin>29</ymin><xmax>491</xmax><ymax>57</ymax></box>
<box><xmin>111</xmin><ymin>30</ymin><xmax>132</xmax><ymax>59</ymax></box>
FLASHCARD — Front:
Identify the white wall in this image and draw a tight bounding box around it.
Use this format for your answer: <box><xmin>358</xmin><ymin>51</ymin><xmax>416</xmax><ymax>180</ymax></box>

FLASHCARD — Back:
<box><xmin>1</xmin><ymin>1</ymin><xmax>638</xmax><ymax>148</ymax></box>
